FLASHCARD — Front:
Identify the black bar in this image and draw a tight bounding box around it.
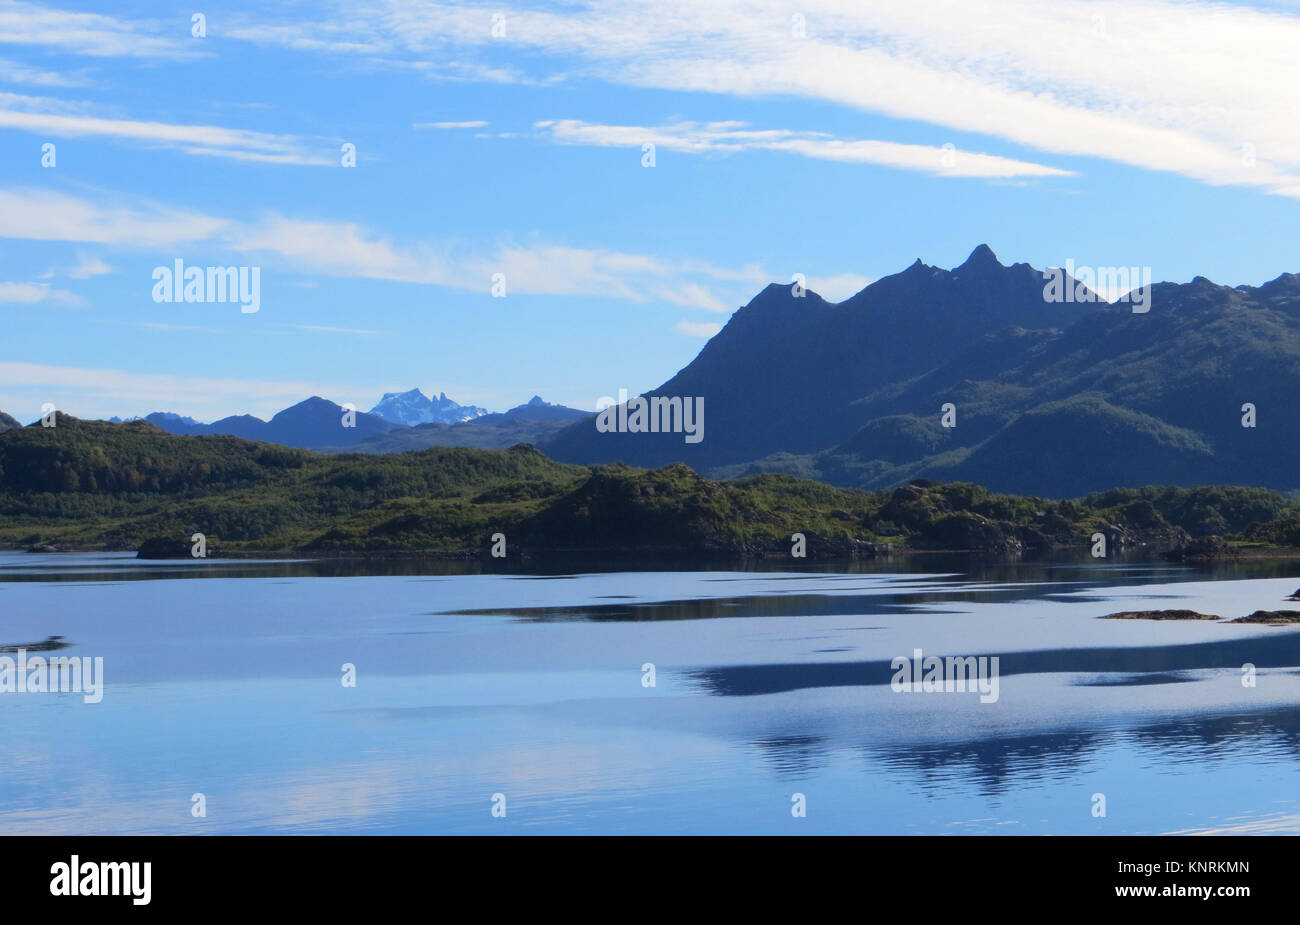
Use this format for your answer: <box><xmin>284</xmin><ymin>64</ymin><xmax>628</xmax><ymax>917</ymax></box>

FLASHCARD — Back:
<box><xmin>0</xmin><ymin>835</ymin><xmax>1278</xmax><ymax>910</ymax></box>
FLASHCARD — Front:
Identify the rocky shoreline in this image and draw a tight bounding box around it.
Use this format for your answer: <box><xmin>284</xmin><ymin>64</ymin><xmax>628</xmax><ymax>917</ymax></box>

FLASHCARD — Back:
<box><xmin>1099</xmin><ymin>605</ymin><xmax>1300</xmax><ymax>624</ymax></box>
<box><xmin>7</xmin><ymin>531</ymin><xmax>1300</xmax><ymax>563</ymax></box>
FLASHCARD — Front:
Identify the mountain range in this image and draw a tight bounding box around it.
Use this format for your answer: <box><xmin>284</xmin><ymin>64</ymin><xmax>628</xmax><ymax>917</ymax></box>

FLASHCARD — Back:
<box><xmin>313</xmin><ymin>395</ymin><xmax>590</xmax><ymax>453</ymax></box>
<box><xmin>544</xmin><ymin>245</ymin><xmax>1300</xmax><ymax>497</ymax></box>
<box><xmin>7</xmin><ymin>244</ymin><xmax>1300</xmax><ymax>498</ymax></box>
<box><xmin>126</xmin><ymin>397</ymin><xmax>401</xmax><ymax>448</ymax></box>
<box><xmin>90</xmin><ymin>393</ymin><xmax>586</xmax><ymax>452</ymax></box>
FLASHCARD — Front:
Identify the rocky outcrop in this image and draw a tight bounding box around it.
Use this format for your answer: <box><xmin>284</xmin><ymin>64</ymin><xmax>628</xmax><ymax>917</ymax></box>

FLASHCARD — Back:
<box><xmin>877</xmin><ymin>482</ymin><xmax>948</xmax><ymax>531</ymax></box>
<box><xmin>755</xmin><ymin>531</ymin><xmax>893</xmax><ymax>560</ymax></box>
<box><xmin>1171</xmin><ymin>535</ymin><xmax>1233</xmax><ymax>559</ymax></box>
<box><xmin>1097</xmin><ymin>521</ymin><xmax>1190</xmax><ymax>553</ymax></box>
<box><xmin>136</xmin><ymin>536</ymin><xmax>198</xmax><ymax>559</ymax></box>
<box><xmin>1230</xmin><ymin>610</ymin><xmax>1300</xmax><ymax>625</ymax></box>
<box><xmin>914</xmin><ymin>511</ymin><xmax>1023</xmax><ymax>553</ymax></box>
<box><xmin>1099</xmin><ymin>609</ymin><xmax>1221</xmax><ymax>620</ymax></box>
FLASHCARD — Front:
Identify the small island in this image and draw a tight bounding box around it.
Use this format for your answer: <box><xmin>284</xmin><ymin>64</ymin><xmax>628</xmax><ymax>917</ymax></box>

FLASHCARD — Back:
<box><xmin>1099</xmin><ymin>610</ymin><xmax>1222</xmax><ymax>621</ymax></box>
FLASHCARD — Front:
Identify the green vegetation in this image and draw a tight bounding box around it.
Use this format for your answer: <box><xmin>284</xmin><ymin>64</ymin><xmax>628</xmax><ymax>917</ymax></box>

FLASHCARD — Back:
<box><xmin>3</xmin><ymin>415</ymin><xmax>1300</xmax><ymax>556</ymax></box>
<box><xmin>0</xmin><ymin>415</ymin><xmax>585</xmax><ymax>552</ymax></box>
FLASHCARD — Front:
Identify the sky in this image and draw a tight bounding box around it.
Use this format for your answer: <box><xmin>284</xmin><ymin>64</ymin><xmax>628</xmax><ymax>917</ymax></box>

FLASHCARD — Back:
<box><xmin>2</xmin><ymin>0</ymin><xmax>1299</xmax><ymax>422</ymax></box>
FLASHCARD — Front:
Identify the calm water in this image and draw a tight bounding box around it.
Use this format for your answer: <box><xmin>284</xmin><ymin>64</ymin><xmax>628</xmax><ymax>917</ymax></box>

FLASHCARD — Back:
<box><xmin>3</xmin><ymin>551</ymin><xmax>1300</xmax><ymax>835</ymax></box>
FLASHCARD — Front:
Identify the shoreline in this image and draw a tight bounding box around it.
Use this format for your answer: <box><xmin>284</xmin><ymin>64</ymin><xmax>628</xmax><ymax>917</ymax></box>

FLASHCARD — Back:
<box><xmin>10</xmin><ymin>540</ymin><xmax>1300</xmax><ymax>564</ymax></box>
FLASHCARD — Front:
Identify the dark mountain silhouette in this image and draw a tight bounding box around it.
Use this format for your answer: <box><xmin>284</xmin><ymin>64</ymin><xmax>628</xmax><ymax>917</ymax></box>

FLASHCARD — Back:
<box><xmin>315</xmin><ymin>396</ymin><xmax>589</xmax><ymax>453</ymax></box>
<box><xmin>113</xmin><ymin>394</ymin><xmax>587</xmax><ymax>454</ymax></box>
<box><xmin>0</xmin><ymin>410</ymin><xmax>20</xmax><ymax>434</ymax></box>
<box><xmin>137</xmin><ymin>412</ymin><xmax>201</xmax><ymax>431</ymax></box>
<box><xmin>482</xmin><ymin>395</ymin><xmax>588</xmax><ymax>425</ymax></box>
<box><xmin>545</xmin><ymin>246</ymin><xmax>1300</xmax><ymax>497</ymax></box>
<box><xmin>146</xmin><ymin>397</ymin><xmax>400</xmax><ymax>449</ymax></box>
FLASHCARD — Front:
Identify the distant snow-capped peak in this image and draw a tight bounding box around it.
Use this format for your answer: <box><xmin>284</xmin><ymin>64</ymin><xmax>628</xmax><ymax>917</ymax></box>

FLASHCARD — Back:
<box><xmin>368</xmin><ymin>388</ymin><xmax>488</xmax><ymax>426</ymax></box>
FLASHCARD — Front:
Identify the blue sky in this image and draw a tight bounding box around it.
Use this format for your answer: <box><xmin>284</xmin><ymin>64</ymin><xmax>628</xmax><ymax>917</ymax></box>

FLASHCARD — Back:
<box><xmin>2</xmin><ymin>0</ymin><xmax>1299</xmax><ymax>422</ymax></box>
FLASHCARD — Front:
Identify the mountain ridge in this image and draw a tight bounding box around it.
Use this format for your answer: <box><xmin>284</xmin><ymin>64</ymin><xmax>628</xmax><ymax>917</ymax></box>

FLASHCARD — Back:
<box><xmin>543</xmin><ymin>245</ymin><xmax>1300</xmax><ymax>497</ymax></box>
<box><xmin>8</xmin><ymin>244</ymin><xmax>1298</xmax><ymax>497</ymax></box>
<box><xmin>70</xmin><ymin>394</ymin><xmax>590</xmax><ymax>454</ymax></box>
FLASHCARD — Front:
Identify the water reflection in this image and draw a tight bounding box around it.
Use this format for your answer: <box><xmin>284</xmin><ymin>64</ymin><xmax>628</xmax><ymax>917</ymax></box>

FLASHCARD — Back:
<box><xmin>750</xmin><ymin>735</ymin><xmax>831</xmax><ymax>777</ymax></box>
<box><xmin>687</xmin><ymin>629</ymin><xmax>1300</xmax><ymax>696</ymax></box>
<box><xmin>5</xmin><ymin>550</ymin><xmax>1300</xmax><ymax>834</ymax></box>
<box><xmin>865</xmin><ymin>729</ymin><xmax>1104</xmax><ymax>797</ymax></box>
<box><xmin>742</xmin><ymin>706</ymin><xmax>1300</xmax><ymax>801</ymax></box>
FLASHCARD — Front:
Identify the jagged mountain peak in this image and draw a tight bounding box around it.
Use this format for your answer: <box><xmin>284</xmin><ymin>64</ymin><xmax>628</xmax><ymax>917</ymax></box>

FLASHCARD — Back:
<box><xmin>545</xmin><ymin>251</ymin><xmax>1300</xmax><ymax>496</ymax></box>
<box><xmin>546</xmin><ymin>245</ymin><xmax>1104</xmax><ymax>471</ymax></box>
<box><xmin>378</xmin><ymin>387</ymin><xmax>429</xmax><ymax>402</ymax></box>
<box><xmin>369</xmin><ymin>388</ymin><xmax>488</xmax><ymax>426</ymax></box>
<box><xmin>959</xmin><ymin>243</ymin><xmax>1000</xmax><ymax>268</ymax></box>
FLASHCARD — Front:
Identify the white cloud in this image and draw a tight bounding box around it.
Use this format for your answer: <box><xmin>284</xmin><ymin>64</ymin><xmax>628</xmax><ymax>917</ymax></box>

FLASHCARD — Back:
<box><xmin>0</xmin><ymin>0</ymin><xmax>188</xmax><ymax>58</ymax></box>
<box><xmin>0</xmin><ymin>91</ymin><xmax>329</xmax><ymax>165</ymax></box>
<box><xmin>674</xmin><ymin>320</ymin><xmax>723</xmax><ymax>338</ymax></box>
<box><xmin>0</xmin><ymin>54</ymin><xmax>85</xmax><ymax>86</ymax></box>
<box><xmin>0</xmin><ymin>281</ymin><xmax>46</xmax><ymax>302</ymax></box>
<box><xmin>804</xmin><ymin>273</ymin><xmax>872</xmax><ymax>301</ymax></box>
<box><xmin>230</xmin><ymin>216</ymin><xmax>454</xmax><ymax>285</ymax></box>
<box><xmin>0</xmin><ymin>280</ymin><xmax>81</xmax><ymax>305</ymax></box>
<box><xmin>66</xmin><ymin>252</ymin><xmax>113</xmax><ymax>279</ymax></box>
<box><xmin>480</xmin><ymin>244</ymin><xmax>661</xmax><ymax>299</ymax></box>
<box><xmin>657</xmin><ymin>283</ymin><xmax>732</xmax><ymax>313</ymax></box>
<box><xmin>291</xmin><ymin>324</ymin><xmax>385</xmax><ymax>335</ymax></box>
<box><xmin>0</xmin><ymin>361</ymin><xmax>383</xmax><ymax>421</ymax></box>
<box><xmin>226</xmin><ymin>212</ymin><xmax>768</xmax><ymax>302</ymax></box>
<box><xmin>414</xmin><ymin>120</ymin><xmax>488</xmax><ymax>129</ymax></box>
<box><xmin>135</xmin><ymin>322</ymin><xmax>222</xmax><ymax>334</ymax></box>
<box><xmin>223</xmin><ymin>21</ymin><xmax>393</xmax><ymax>56</ymax></box>
<box><xmin>537</xmin><ymin>119</ymin><xmax>1070</xmax><ymax>178</ymax></box>
<box><xmin>0</xmin><ymin>186</ymin><xmax>864</xmax><ymax>312</ymax></box>
<box><xmin>229</xmin><ymin>0</ymin><xmax>1300</xmax><ymax>197</ymax></box>
<box><xmin>0</xmin><ymin>187</ymin><xmax>228</xmax><ymax>245</ymax></box>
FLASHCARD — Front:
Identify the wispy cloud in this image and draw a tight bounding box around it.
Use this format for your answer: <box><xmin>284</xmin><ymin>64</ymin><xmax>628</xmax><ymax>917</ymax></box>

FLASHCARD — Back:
<box><xmin>228</xmin><ymin>0</ymin><xmax>1300</xmax><ymax>197</ymax></box>
<box><xmin>135</xmin><ymin>321</ymin><xmax>222</xmax><ymax>334</ymax></box>
<box><xmin>0</xmin><ymin>187</ymin><xmax>228</xmax><ymax>245</ymax></box>
<box><xmin>657</xmin><ymin>283</ymin><xmax>732</xmax><ymax>313</ymax></box>
<box><xmin>0</xmin><ymin>186</ymin><xmax>799</xmax><ymax>307</ymax></box>
<box><xmin>0</xmin><ymin>186</ymin><xmax>864</xmax><ymax>314</ymax></box>
<box><xmin>222</xmin><ymin>20</ymin><xmax>393</xmax><ymax>57</ymax></box>
<box><xmin>0</xmin><ymin>0</ymin><xmax>188</xmax><ymax>58</ymax></box>
<box><xmin>0</xmin><ymin>54</ymin><xmax>86</xmax><ymax>86</ymax></box>
<box><xmin>0</xmin><ymin>91</ymin><xmax>330</xmax><ymax>165</ymax></box>
<box><xmin>0</xmin><ymin>361</ymin><xmax>382</xmax><ymax>421</ymax></box>
<box><xmin>535</xmin><ymin>119</ymin><xmax>1071</xmax><ymax>179</ymax></box>
<box><xmin>804</xmin><ymin>273</ymin><xmax>872</xmax><ymax>302</ymax></box>
<box><xmin>228</xmin><ymin>215</ymin><xmax>454</xmax><ymax>285</ymax></box>
<box><xmin>291</xmin><ymin>324</ymin><xmax>386</xmax><ymax>335</ymax></box>
<box><xmin>66</xmin><ymin>252</ymin><xmax>113</xmax><ymax>279</ymax></box>
<box><xmin>675</xmin><ymin>320</ymin><xmax>723</xmax><ymax>338</ymax></box>
<box><xmin>0</xmin><ymin>280</ymin><xmax>81</xmax><ymax>305</ymax></box>
<box><xmin>414</xmin><ymin>120</ymin><xmax>488</xmax><ymax>129</ymax></box>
